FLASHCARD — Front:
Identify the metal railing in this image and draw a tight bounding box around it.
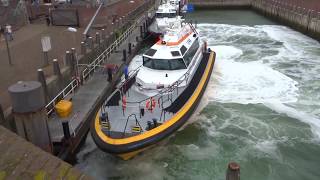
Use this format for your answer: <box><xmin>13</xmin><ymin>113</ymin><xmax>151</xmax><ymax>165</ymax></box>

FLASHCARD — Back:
<box><xmin>81</xmin><ymin>23</ymin><xmax>137</xmax><ymax>81</ymax></box>
<box><xmin>45</xmin><ymin>78</ymin><xmax>79</xmax><ymax>115</ymax></box>
<box><xmin>45</xmin><ymin>0</ymin><xmax>156</xmax><ymax>116</ymax></box>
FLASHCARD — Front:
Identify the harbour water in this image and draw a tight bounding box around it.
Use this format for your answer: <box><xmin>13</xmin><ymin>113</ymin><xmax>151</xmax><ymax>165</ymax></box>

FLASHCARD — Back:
<box><xmin>76</xmin><ymin>10</ymin><xmax>320</xmax><ymax>180</ymax></box>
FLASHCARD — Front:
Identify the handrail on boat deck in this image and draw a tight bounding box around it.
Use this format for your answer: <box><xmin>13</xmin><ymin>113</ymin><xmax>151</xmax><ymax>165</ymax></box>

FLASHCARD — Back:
<box><xmin>122</xmin><ymin>114</ymin><xmax>143</xmax><ymax>137</ymax></box>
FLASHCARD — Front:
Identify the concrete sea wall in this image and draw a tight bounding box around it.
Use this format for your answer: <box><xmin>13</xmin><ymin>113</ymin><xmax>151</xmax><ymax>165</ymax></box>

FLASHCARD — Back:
<box><xmin>251</xmin><ymin>0</ymin><xmax>320</xmax><ymax>40</ymax></box>
<box><xmin>189</xmin><ymin>0</ymin><xmax>251</xmax><ymax>9</ymax></box>
<box><xmin>189</xmin><ymin>0</ymin><xmax>320</xmax><ymax>40</ymax></box>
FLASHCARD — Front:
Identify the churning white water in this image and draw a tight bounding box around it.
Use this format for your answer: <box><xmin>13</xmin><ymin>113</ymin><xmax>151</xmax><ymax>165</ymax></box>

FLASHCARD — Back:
<box><xmin>198</xmin><ymin>23</ymin><xmax>320</xmax><ymax>139</ymax></box>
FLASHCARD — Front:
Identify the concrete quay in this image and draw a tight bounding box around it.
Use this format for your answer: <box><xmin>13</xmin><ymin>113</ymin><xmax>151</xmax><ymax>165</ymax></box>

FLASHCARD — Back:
<box><xmin>0</xmin><ymin>0</ymin><xmax>146</xmax><ymax>111</ymax></box>
<box><xmin>47</xmin><ymin>2</ymin><xmax>157</xmax><ymax>160</ymax></box>
<box><xmin>0</xmin><ymin>0</ymin><xmax>157</xmax><ymax>177</ymax></box>
<box><xmin>0</xmin><ymin>126</ymin><xmax>92</xmax><ymax>179</ymax></box>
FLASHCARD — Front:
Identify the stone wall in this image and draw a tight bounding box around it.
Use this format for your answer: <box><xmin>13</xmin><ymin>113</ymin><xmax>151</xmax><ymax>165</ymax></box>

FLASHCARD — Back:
<box><xmin>251</xmin><ymin>0</ymin><xmax>320</xmax><ymax>40</ymax></box>
<box><xmin>189</xmin><ymin>0</ymin><xmax>251</xmax><ymax>9</ymax></box>
<box><xmin>188</xmin><ymin>0</ymin><xmax>320</xmax><ymax>40</ymax></box>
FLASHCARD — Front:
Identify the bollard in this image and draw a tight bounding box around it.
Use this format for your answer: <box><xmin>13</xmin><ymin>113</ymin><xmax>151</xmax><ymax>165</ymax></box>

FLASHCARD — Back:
<box><xmin>101</xmin><ymin>29</ymin><xmax>106</xmax><ymax>40</ymax></box>
<box><xmin>136</xmin><ymin>36</ymin><xmax>139</xmax><ymax>42</ymax></box>
<box><xmin>96</xmin><ymin>32</ymin><xmax>101</xmax><ymax>45</ymax></box>
<box><xmin>81</xmin><ymin>41</ymin><xmax>86</xmax><ymax>55</ymax></box>
<box><xmin>37</xmin><ymin>69</ymin><xmax>49</xmax><ymax>104</ymax></box>
<box><xmin>53</xmin><ymin>59</ymin><xmax>61</xmax><ymax>77</ymax></box>
<box><xmin>8</xmin><ymin>81</ymin><xmax>53</xmax><ymax>153</ymax></box>
<box><xmin>65</xmin><ymin>51</ymin><xmax>72</xmax><ymax>66</ymax></box>
<box><xmin>140</xmin><ymin>26</ymin><xmax>143</xmax><ymax>38</ymax></box>
<box><xmin>43</xmin><ymin>51</ymin><xmax>49</xmax><ymax>67</ymax></box>
<box><xmin>122</xmin><ymin>49</ymin><xmax>127</xmax><ymax>62</ymax></box>
<box><xmin>62</xmin><ymin>120</ymin><xmax>71</xmax><ymax>141</ymax></box>
<box><xmin>128</xmin><ymin>43</ymin><xmax>132</xmax><ymax>54</ymax></box>
<box><xmin>88</xmin><ymin>36</ymin><xmax>94</xmax><ymax>49</ymax></box>
<box><xmin>226</xmin><ymin>162</ymin><xmax>240</xmax><ymax>180</ymax></box>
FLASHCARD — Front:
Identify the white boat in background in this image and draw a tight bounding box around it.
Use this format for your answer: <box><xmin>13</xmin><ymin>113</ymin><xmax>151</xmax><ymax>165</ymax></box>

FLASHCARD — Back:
<box><xmin>148</xmin><ymin>2</ymin><xmax>184</xmax><ymax>36</ymax></box>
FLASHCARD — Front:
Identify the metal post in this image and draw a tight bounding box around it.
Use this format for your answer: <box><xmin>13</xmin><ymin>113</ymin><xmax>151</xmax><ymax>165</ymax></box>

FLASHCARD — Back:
<box><xmin>96</xmin><ymin>32</ymin><xmax>100</xmax><ymax>45</ymax></box>
<box><xmin>143</xmin><ymin>23</ymin><xmax>146</xmax><ymax>37</ymax></box>
<box><xmin>65</xmin><ymin>51</ymin><xmax>72</xmax><ymax>66</ymax></box>
<box><xmin>140</xmin><ymin>26</ymin><xmax>143</xmax><ymax>38</ymax></box>
<box><xmin>101</xmin><ymin>28</ymin><xmax>106</xmax><ymax>40</ymax></box>
<box><xmin>37</xmin><ymin>69</ymin><xmax>49</xmax><ymax>104</ymax></box>
<box><xmin>88</xmin><ymin>36</ymin><xmax>94</xmax><ymax>49</ymax></box>
<box><xmin>0</xmin><ymin>104</ymin><xmax>5</xmax><ymax>125</ymax></box>
<box><xmin>8</xmin><ymin>81</ymin><xmax>53</xmax><ymax>153</ymax></box>
<box><xmin>62</xmin><ymin>121</ymin><xmax>71</xmax><ymax>140</ymax></box>
<box><xmin>71</xmin><ymin>48</ymin><xmax>78</xmax><ymax>77</ymax></box>
<box><xmin>4</xmin><ymin>34</ymin><xmax>12</xmax><ymax>66</ymax></box>
<box><xmin>128</xmin><ymin>43</ymin><xmax>132</xmax><ymax>54</ymax></box>
<box><xmin>122</xmin><ymin>49</ymin><xmax>127</xmax><ymax>62</ymax></box>
<box><xmin>53</xmin><ymin>59</ymin><xmax>61</xmax><ymax>76</ymax></box>
<box><xmin>226</xmin><ymin>162</ymin><xmax>240</xmax><ymax>180</ymax></box>
<box><xmin>81</xmin><ymin>41</ymin><xmax>86</xmax><ymax>55</ymax></box>
<box><xmin>43</xmin><ymin>51</ymin><xmax>49</xmax><ymax>67</ymax></box>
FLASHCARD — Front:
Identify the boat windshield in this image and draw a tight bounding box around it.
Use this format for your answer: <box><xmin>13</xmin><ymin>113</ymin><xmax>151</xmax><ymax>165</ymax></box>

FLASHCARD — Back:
<box><xmin>143</xmin><ymin>57</ymin><xmax>186</xmax><ymax>70</ymax></box>
<box><xmin>156</xmin><ymin>13</ymin><xmax>176</xmax><ymax>18</ymax></box>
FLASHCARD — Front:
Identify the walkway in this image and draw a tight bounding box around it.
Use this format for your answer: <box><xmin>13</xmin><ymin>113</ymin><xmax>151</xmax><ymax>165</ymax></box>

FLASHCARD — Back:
<box><xmin>48</xmin><ymin>15</ymin><xmax>146</xmax><ymax>144</ymax></box>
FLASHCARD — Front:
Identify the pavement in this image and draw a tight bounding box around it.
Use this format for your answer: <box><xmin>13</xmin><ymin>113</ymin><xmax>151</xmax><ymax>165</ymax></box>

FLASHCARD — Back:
<box><xmin>0</xmin><ymin>22</ymin><xmax>84</xmax><ymax>110</ymax></box>
<box><xmin>0</xmin><ymin>0</ymin><xmax>145</xmax><ymax>110</ymax></box>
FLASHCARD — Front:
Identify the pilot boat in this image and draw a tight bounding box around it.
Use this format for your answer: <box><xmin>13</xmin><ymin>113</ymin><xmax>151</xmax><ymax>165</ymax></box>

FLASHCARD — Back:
<box><xmin>148</xmin><ymin>2</ymin><xmax>184</xmax><ymax>36</ymax></box>
<box><xmin>91</xmin><ymin>23</ymin><xmax>216</xmax><ymax>160</ymax></box>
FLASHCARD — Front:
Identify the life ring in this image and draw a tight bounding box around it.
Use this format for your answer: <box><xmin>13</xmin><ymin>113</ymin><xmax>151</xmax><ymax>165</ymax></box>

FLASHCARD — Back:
<box><xmin>146</xmin><ymin>98</ymin><xmax>156</xmax><ymax>112</ymax></box>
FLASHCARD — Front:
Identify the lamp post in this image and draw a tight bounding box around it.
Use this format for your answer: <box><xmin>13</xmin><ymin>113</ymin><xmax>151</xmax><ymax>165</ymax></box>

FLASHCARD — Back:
<box><xmin>1</xmin><ymin>30</ymin><xmax>13</xmax><ymax>66</ymax></box>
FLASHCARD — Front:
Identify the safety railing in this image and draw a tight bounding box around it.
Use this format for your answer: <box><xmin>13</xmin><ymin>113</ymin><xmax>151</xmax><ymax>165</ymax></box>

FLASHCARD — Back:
<box><xmin>45</xmin><ymin>0</ymin><xmax>156</xmax><ymax>116</ymax></box>
<box><xmin>81</xmin><ymin>23</ymin><xmax>137</xmax><ymax>81</ymax></box>
<box><xmin>45</xmin><ymin>78</ymin><xmax>79</xmax><ymax>115</ymax></box>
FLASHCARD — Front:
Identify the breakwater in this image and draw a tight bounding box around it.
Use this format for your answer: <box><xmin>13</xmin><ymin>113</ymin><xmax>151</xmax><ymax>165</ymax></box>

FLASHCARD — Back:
<box><xmin>189</xmin><ymin>0</ymin><xmax>320</xmax><ymax>40</ymax></box>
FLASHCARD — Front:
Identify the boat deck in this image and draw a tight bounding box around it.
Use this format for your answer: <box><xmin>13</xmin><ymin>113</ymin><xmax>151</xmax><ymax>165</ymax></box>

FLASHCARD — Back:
<box><xmin>101</xmin><ymin>83</ymin><xmax>187</xmax><ymax>137</ymax></box>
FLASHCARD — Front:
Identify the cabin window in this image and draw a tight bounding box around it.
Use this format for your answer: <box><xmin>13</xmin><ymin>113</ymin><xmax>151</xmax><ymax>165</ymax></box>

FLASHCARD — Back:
<box><xmin>170</xmin><ymin>58</ymin><xmax>186</xmax><ymax>70</ymax></box>
<box><xmin>145</xmin><ymin>48</ymin><xmax>157</xmax><ymax>57</ymax></box>
<box><xmin>143</xmin><ymin>57</ymin><xmax>153</xmax><ymax>68</ymax></box>
<box><xmin>171</xmin><ymin>51</ymin><xmax>181</xmax><ymax>57</ymax></box>
<box><xmin>143</xmin><ymin>57</ymin><xmax>186</xmax><ymax>70</ymax></box>
<box><xmin>156</xmin><ymin>13</ymin><xmax>176</xmax><ymax>18</ymax></box>
<box><xmin>180</xmin><ymin>45</ymin><xmax>187</xmax><ymax>55</ymax></box>
<box><xmin>183</xmin><ymin>38</ymin><xmax>200</xmax><ymax>66</ymax></box>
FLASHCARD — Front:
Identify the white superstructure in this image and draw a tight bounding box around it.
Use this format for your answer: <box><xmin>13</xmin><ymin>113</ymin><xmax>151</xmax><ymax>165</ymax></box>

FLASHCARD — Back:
<box><xmin>136</xmin><ymin>23</ymin><xmax>204</xmax><ymax>96</ymax></box>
